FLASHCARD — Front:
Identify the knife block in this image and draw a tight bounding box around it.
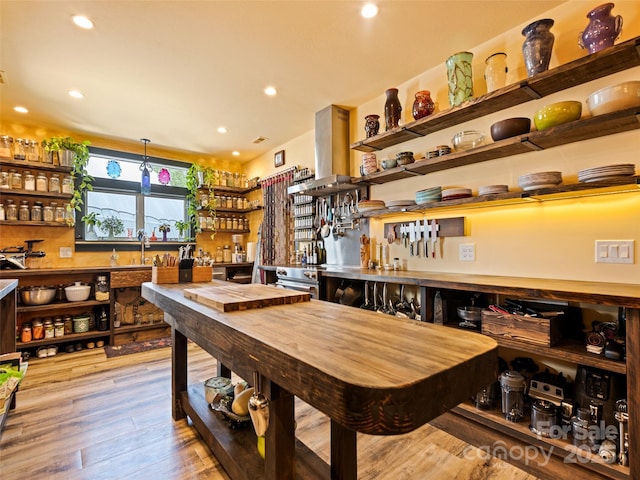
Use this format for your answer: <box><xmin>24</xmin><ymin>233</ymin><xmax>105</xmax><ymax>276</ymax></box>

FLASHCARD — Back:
<box><xmin>152</xmin><ymin>266</ymin><xmax>179</xmax><ymax>284</ymax></box>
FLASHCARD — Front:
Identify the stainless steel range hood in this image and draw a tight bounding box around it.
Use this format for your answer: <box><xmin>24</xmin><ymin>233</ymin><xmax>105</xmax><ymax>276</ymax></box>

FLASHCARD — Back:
<box><xmin>288</xmin><ymin>105</ymin><xmax>357</xmax><ymax>195</ymax></box>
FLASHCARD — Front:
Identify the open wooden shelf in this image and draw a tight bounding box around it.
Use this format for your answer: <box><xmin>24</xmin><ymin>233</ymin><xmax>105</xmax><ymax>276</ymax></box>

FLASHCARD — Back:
<box><xmin>351</xmin><ymin>36</ymin><xmax>640</xmax><ymax>152</ymax></box>
<box><xmin>0</xmin><ymin>158</ymin><xmax>73</xmax><ymax>173</ymax></box>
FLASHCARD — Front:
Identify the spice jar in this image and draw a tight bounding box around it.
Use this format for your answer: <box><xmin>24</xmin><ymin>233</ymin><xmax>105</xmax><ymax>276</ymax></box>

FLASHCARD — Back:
<box><xmin>54</xmin><ymin>203</ymin><xmax>66</xmax><ymax>223</ymax></box>
<box><xmin>95</xmin><ymin>275</ymin><xmax>110</xmax><ymax>301</ymax></box>
<box><xmin>43</xmin><ymin>205</ymin><xmax>54</xmax><ymax>222</ymax></box>
<box><xmin>26</xmin><ymin>140</ymin><xmax>40</xmax><ymax>162</ymax></box>
<box><xmin>63</xmin><ymin>315</ymin><xmax>73</xmax><ymax>335</ymax></box>
<box><xmin>44</xmin><ymin>318</ymin><xmax>55</xmax><ymax>339</ymax></box>
<box><xmin>0</xmin><ymin>171</ymin><xmax>9</xmax><ymax>189</ymax></box>
<box><xmin>0</xmin><ymin>135</ymin><xmax>12</xmax><ymax>158</ymax></box>
<box><xmin>32</xmin><ymin>319</ymin><xmax>44</xmax><ymax>340</ymax></box>
<box><xmin>61</xmin><ymin>175</ymin><xmax>73</xmax><ymax>194</ymax></box>
<box><xmin>10</xmin><ymin>170</ymin><xmax>22</xmax><ymax>189</ymax></box>
<box><xmin>19</xmin><ymin>200</ymin><xmax>30</xmax><ymax>221</ymax></box>
<box><xmin>6</xmin><ymin>200</ymin><xmax>17</xmax><ymax>220</ymax></box>
<box><xmin>54</xmin><ymin>319</ymin><xmax>65</xmax><ymax>337</ymax></box>
<box><xmin>21</xmin><ymin>323</ymin><xmax>32</xmax><ymax>343</ymax></box>
<box><xmin>24</xmin><ymin>171</ymin><xmax>35</xmax><ymax>191</ymax></box>
<box><xmin>49</xmin><ymin>173</ymin><xmax>61</xmax><ymax>193</ymax></box>
<box><xmin>31</xmin><ymin>202</ymin><xmax>43</xmax><ymax>222</ymax></box>
<box><xmin>13</xmin><ymin>138</ymin><xmax>26</xmax><ymax>160</ymax></box>
<box><xmin>36</xmin><ymin>173</ymin><xmax>48</xmax><ymax>192</ymax></box>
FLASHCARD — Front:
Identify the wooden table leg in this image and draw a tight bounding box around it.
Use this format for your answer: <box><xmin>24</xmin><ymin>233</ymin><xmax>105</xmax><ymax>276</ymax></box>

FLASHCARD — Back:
<box><xmin>264</xmin><ymin>378</ymin><xmax>295</xmax><ymax>480</ymax></box>
<box><xmin>171</xmin><ymin>321</ymin><xmax>187</xmax><ymax>420</ymax></box>
<box><xmin>217</xmin><ymin>362</ymin><xmax>231</xmax><ymax>379</ymax></box>
<box><xmin>331</xmin><ymin>420</ymin><xmax>357</xmax><ymax>480</ymax></box>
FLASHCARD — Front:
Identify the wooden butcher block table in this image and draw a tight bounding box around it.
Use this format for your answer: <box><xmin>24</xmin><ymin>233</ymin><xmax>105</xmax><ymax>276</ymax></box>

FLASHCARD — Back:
<box><xmin>142</xmin><ymin>281</ymin><xmax>498</xmax><ymax>480</ymax></box>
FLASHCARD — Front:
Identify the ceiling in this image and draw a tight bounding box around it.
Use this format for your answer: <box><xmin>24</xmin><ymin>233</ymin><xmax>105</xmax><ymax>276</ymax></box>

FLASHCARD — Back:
<box><xmin>1</xmin><ymin>0</ymin><xmax>565</xmax><ymax>163</ymax></box>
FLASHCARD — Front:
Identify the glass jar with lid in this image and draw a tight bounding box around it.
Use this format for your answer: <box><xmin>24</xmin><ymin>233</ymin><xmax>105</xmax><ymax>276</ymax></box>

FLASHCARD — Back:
<box><xmin>225</xmin><ymin>216</ymin><xmax>232</xmax><ymax>230</ymax></box>
<box><xmin>0</xmin><ymin>171</ymin><xmax>9</xmax><ymax>189</ymax></box>
<box><xmin>226</xmin><ymin>196</ymin><xmax>233</xmax><ymax>208</ymax></box>
<box><xmin>0</xmin><ymin>136</ymin><xmax>12</xmax><ymax>158</ymax></box>
<box><xmin>232</xmin><ymin>216</ymin><xmax>238</xmax><ymax>230</ymax></box>
<box><xmin>215</xmin><ymin>246</ymin><xmax>223</xmax><ymax>263</ymax></box>
<box><xmin>95</xmin><ymin>275</ymin><xmax>110</xmax><ymax>301</ymax></box>
<box><xmin>223</xmin><ymin>245</ymin><xmax>232</xmax><ymax>263</ymax></box>
<box><xmin>54</xmin><ymin>203</ymin><xmax>66</xmax><ymax>222</ymax></box>
<box><xmin>63</xmin><ymin>203</ymin><xmax>73</xmax><ymax>223</ymax></box>
<box><xmin>0</xmin><ymin>203</ymin><xmax>4</xmax><ymax>221</ymax></box>
<box><xmin>43</xmin><ymin>205</ymin><xmax>54</xmax><ymax>222</ymax></box>
<box><xmin>49</xmin><ymin>173</ymin><xmax>61</xmax><ymax>193</ymax></box>
<box><xmin>26</xmin><ymin>140</ymin><xmax>40</xmax><ymax>162</ymax></box>
<box><xmin>31</xmin><ymin>201</ymin><xmax>43</xmax><ymax>221</ymax></box>
<box><xmin>23</xmin><ymin>171</ymin><xmax>35</xmax><ymax>191</ymax></box>
<box><xmin>13</xmin><ymin>138</ymin><xmax>26</xmax><ymax>160</ymax></box>
<box><xmin>44</xmin><ymin>318</ymin><xmax>55</xmax><ymax>339</ymax></box>
<box><xmin>36</xmin><ymin>173</ymin><xmax>48</xmax><ymax>192</ymax></box>
<box><xmin>10</xmin><ymin>170</ymin><xmax>22</xmax><ymax>189</ymax></box>
<box><xmin>21</xmin><ymin>323</ymin><xmax>32</xmax><ymax>343</ymax></box>
<box><xmin>198</xmin><ymin>213</ymin><xmax>207</xmax><ymax>230</ymax></box>
<box><xmin>18</xmin><ymin>200</ymin><xmax>30</xmax><ymax>221</ymax></box>
<box><xmin>206</xmin><ymin>215</ymin><xmax>214</xmax><ymax>230</ymax></box>
<box><xmin>61</xmin><ymin>175</ymin><xmax>73</xmax><ymax>194</ymax></box>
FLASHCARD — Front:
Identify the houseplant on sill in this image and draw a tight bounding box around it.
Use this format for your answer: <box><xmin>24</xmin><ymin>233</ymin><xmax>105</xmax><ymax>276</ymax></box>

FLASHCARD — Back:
<box><xmin>81</xmin><ymin>212</ymin><xmax>102</xmax><ymax>240</ymax></box>
<box><xmin>174</xmin><ymin>220</ymin><xmax>190</xmax><ymax>241</ymax></box>
<box><xmin>101</xmin><ymin>215</ymin><xmax>124</xmax><ymax>239</ymax></box>
<box><xmin>41</xmin><ymin>136</ymin><xmax>93</xmax><ymax>223</ymax></box>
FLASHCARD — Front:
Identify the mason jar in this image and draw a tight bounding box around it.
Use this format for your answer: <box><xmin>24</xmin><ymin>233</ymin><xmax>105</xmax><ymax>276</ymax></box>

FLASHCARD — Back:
<box><xmin>0</xmin><ymin>203</ymin><xmax>4</xmax><ymax>221</ymax></box>
<box><xmin>10</xmin><ymin>170</ymin><xmax>22</xmax><ymax>189</ymax></box>
<box><xmin>0</xmin><ymin>135</ymin><xmax>12</xmax><ymax>158</ymax></box>
<box><xmin>26</xmin><ymin>140</ymin><xmax>40</xmax><ymax>162</ymax></box>
<box><xmin>23</xmin><ymin>171</ymin><xmax>35</xmax><ymax>191</ymax></box>
<box><xmin>54</xmin><ymin>204</ymin><xmax>66</xmax><ymax>222</ymax></box>
<box><xmin>61</xmin><ymin>175</ymin><xmax>73</xmax><ymax>194</ymax></box>
<box><xmin>43</xmin><ymin>205</ymin><xmax>54</xmax><ymax>222</ymax></box>
<box><xmin>0</xmin><ymin>171</ymin><xmax>9</xmax><ymax>189</ymax></box>
<box><xmin>49</xmin><ymin>173</ymin><xmax>61</xmax><ymax>193</ymax></box>
<box><xmin>36</xmin><ymin>173</ymin><xmax>48</xmax><ymax>191</ymax></box>
<box><xmin>31</xmin><ymin>202</ymin><xmax>43</xmax><ymax>221</ymax></box>
<box><xmin>13</xmin><ymin>138</ymin><xmax>26</xmax><ymax>160</ymax></box>
<box><xmin>95</xmin><ymin>275</ymin><xmax>109</xmax><ymax>301</ymax></box>
<box><xmin>18</xmin><ymin>201</ymin><xmax>30</xmax><ymax>221</ymax></box>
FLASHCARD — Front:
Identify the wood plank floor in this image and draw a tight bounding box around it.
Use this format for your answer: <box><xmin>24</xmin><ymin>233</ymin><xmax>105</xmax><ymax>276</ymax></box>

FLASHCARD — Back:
<box><xmin>0</xmin><ymin>344</ymin><xmax>539</xmax><ymax>479</ymax></box>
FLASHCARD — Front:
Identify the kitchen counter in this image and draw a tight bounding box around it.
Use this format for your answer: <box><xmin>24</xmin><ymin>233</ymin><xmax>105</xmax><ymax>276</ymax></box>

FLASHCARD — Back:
<box><xmin>142</xmin><ymin>281</ymin><xmax>498</xmax><ymax>479</ymax></box>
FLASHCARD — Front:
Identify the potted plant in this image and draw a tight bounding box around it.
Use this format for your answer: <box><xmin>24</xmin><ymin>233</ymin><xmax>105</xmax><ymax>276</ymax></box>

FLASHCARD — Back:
<box><xmin>174</xmin><ymin>220</ymin><xmax>190</xmax><ymax>241</ymax></box>
<box><xmin>101</xmin><ymin>215</ymin><xmax>124</xmax><ymax>239</ymax></box>
<box><xmin>186</xmin><ymin>163</ymin><xmax>216</xmax><ymax>239</ymax></box>
<box><xmin>41</xmin><ymin>136</ymin><xmax>93</xmax><ymax>217</ymax></box>
<box><xmin>81</xmin><ymin>212</ymin><xmax>102</xmax><ymax>240</ymax></box>
<box><xmin>159</xmin><ymin>223</ymin><xmax>171</xmax><ymax>242</ymax></box>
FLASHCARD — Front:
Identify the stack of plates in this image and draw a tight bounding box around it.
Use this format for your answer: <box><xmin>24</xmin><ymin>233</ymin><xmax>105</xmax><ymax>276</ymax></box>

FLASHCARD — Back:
<box><xmin>441</xmin><ymin>187</ymin><xmax>473</xmax><ymax>201</ymax></box>
<box><xmin>518</xmin><ymin>171</ymin><xmax>562</xmax><ymax>191</ymax></box>
<box><xmin>426</xmin><ymin>145</ymin><xmax>452</xmax><ymax>159</ymax></box>
<box><xmin>578</xmin><ymin>164</ymin><xmax>635</xmax><ymax>183</ymax></box>
<box><xmin>357</xmin><ymin>199</ymin><xmax>386</xmax><ymax>212</ymax></box>
<box><xmin>479</xmin><ymin>185</ymin><xmax>509</xmax><ymax>196</ymax></box>
<box><xmin>385</xmin><ymin>199</ymin><xmax>416</xmax><ymax>207</ymax></box>
<box><xmin>416</xmin><ymin>186</ymin><xmax>442</xmax><ymax>204</ymax></box>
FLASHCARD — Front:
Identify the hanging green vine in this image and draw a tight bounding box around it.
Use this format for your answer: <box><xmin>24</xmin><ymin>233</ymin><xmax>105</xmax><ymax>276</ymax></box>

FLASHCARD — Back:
<box><xmin>186</xmin><ymin>164</ymin><xmax>216</xmax><ymax>239</ymax></box>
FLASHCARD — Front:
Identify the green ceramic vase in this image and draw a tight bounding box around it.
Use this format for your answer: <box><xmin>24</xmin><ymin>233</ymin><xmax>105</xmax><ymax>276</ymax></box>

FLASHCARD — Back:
<box><xmin>446</xmin><ymin>51</ymin><xmax>474</xmax><ymax>107</ymax></box>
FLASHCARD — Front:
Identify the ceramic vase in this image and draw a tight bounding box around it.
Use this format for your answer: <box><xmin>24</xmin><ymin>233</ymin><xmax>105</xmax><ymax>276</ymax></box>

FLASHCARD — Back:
<box><xmin>484</xmin><ymin>52</ymin><xmax>508</xmax><ymax>92</ymax></box>
<box><xmin>412</xmin><ymin>90</ymin><xmax>435</xmax><ymax>120</ymax></box>
<box><xmin>522</xmin><ymin>19</ymin><xmax>555</xmax><ymax>77</ymax></box>
<box><xmin>384</xmin><ymin>88</ymin><xmax>402</xmax><ymax>131</ymax></box>
<box><xmin>162</xmin><ymin>230</ymin><xmax>168</xmax><ymax>242</ymax></box>
<box><xmin>364</xmin><ymin>114</ymin><xmax>380</xmax><ymax>137</ymax></box>
<box><xmin>446</xmin><ymin>51</ymin><xmax>474</xmax><ymax>107</ymax></box>
<box><xmin>579</xmin><ymin>3</ymin><xmax>622</xmax><ymax>54</ymax></box>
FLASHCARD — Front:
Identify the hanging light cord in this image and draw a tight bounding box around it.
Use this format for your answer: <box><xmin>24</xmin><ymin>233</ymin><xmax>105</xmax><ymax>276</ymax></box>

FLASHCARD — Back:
<box><xmin>140</xmin><ymin>138</ymin><xmax>152</xmax><ymax>172</ymax></box>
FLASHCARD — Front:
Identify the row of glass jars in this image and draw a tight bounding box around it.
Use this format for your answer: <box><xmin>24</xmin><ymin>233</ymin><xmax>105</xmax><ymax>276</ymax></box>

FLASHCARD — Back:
<box><xmin>199</xmin><ymin>192</ymin><xmax>250</xmax><ymax>210</ymax></box>
<box><xmin>198</xmin><ymin>214</ymin><xmax>247</xmax><ymax>231</ymax></box>
<box><xmin>203</xmin><ymin>171</ymin><xmax>248</xmax><ymax>188</ymax></box>
<box><xmin>0</xmin><ymin>136</ymin><xmax>42</xmax><ymax>162</ymax></box>
<box><xmin>0</xmin><ymin>199</ymin><xmax>70</xmax><ymax>222</ymax></box>
<box><xmin>0</xmin><ymin>169</ymin><xmax>73</xmax><ymax>193</ymax></box>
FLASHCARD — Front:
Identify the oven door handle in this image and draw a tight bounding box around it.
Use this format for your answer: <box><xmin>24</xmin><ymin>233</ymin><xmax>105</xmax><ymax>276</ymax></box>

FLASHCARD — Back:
<box><xmin>276</xmin><ymin>279</ymin><xmax>317</xmax><ymax>296</ymax></box>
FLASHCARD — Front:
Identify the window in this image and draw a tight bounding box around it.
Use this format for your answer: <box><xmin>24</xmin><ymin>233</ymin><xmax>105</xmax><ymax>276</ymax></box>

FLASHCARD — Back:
<box><xmin>75</xmin><ymin>147</ymin><xmax>191</xmax><ymax>249</ymax></box>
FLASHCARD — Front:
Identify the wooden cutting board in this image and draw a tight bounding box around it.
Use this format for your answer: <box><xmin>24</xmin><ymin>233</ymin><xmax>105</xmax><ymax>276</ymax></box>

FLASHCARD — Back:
<box><xmin>184</xmin><ymin>283</ymin><xmax>310</xmax><ymax>312</ymax></box>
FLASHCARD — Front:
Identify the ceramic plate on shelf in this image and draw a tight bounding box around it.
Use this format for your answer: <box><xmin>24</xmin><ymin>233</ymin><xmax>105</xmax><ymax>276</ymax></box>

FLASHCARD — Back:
<box><xmin>385</xmin><ymin>199</ymin><xmax>416</xmax><ymax>207</ymax></box>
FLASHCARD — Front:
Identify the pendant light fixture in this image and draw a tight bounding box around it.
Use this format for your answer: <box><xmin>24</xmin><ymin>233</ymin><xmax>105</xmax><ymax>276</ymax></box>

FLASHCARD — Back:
<box><xmin>140</xmin><ymin>138</ymin><xmax>152</xmax><ymax>195</ymax></box>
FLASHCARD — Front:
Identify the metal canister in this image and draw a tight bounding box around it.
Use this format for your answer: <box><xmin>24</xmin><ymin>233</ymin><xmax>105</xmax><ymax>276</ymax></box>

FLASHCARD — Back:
<box><xmin>500</xmin><ymin>370</ymin><xmax>526</xmax><ymax>422</ymax></box>
<box><xmin>530</xmin><ymin>399</ymin><xmax>557</xmax><ymax>437</ymax></box>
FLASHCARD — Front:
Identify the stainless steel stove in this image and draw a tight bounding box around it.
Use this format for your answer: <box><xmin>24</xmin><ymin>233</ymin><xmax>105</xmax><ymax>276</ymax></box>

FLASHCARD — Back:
<box><xmin>275</xmin><ymin>266</ymin><xmax>321</xmax><ymax>298</ymax></box>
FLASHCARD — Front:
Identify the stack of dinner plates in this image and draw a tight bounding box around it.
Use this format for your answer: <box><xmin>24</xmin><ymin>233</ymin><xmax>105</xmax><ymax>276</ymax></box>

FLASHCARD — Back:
<box><xmin>385</xmin><ymin>199</ymin><xmax>417</xmax><ymax>207</ymax></box>
<box><xmin>479</xmin><ymin>185</ymin><xmax>509</xmax><ymax>196</ymax></box>
<box><xmin>441</xmin><ymin>187</ymin><xmax>473</xmax><ymax>201</ymax></box>
<box><xmin>578</xmin><ymin>164</ymin><xmax>635</xmax><ymax>183</ymax></box>
<box><xmin>415</xmin><ymin>186</ymin><xmax>442</xmax><ymax>204</ymax></box>
<box><xmin>357</xmin><ymin>199</ymin><xmax>386</xmax><ymax>212</ymax></box>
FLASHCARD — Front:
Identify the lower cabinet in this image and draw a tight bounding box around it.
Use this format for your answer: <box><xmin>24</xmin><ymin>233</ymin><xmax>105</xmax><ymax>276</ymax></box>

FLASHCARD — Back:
<box><xmin>1</xmin><ymin>267</ymin><xmax>169</xmax><ymax>358</ymax></box>
<box><xmin>320</xmin><ymin>270</ymin><xmax>637</xmax><ymax>480</ymax></box>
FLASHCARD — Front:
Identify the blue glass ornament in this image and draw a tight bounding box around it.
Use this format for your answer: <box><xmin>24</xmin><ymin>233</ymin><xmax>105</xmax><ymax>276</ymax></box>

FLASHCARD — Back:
<box><xmin>107</xmin><ymin>160</ymin><xmax>121</xmax><ymax>178</ymax></box>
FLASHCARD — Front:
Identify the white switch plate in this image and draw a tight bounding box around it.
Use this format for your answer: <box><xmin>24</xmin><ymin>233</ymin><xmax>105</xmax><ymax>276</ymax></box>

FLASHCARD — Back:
<box><xmin>459</xmin><ymin>243</ymin><xmax>475</xmax><ymax>261</ymax></box>
<box><xmin>595</xmin><ymin>240</ymin><xmax>634</xmax><ymax>264</ymax></box>
<box><xmin>59</xmin><ymin>247</ymin><xmax>72</xmax><ymax>258</ymax></box>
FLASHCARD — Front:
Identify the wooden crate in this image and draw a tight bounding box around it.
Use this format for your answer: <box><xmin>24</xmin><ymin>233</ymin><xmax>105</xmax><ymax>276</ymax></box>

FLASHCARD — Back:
<box><xmin>151</xmin><ymin>267</ymin><xmax>179</xmax><ymax>284</ymax></box>
<box><xmin>191</xmin><ymin>266</ymin><xmax>213</xmax><ymax>283</ymax></box>
<box><xmin>481</xmin><ymin>310</ymin><xmax>562</xmax><ymax>347</ymax></box>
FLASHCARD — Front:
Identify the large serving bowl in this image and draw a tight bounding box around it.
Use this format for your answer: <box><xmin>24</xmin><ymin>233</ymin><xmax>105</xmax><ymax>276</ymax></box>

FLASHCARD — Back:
<box><xmin>65</xmin><ymin>282</ymin><xmax>91</xmax><ymax>302</ymax></box>
<box><xmin>20</xmin><ymin>287</ymin><xmax>56</xmax><ymax>305</ymax></box>
<box><xmin>586</xmin><ymin>81</ymin><xmax>640</xmax><ymax>116</ymax></box>
<box><xmin>452</xmin><ymin>130</ymin><xmax>485</xmax><ymax>151</ymax></box>
<box><xmin>490</xmin><ymin>117</ymin><xmax>531</xmax><ymax>141</ymax></box>
<box><xmin>533</xmin><ymin>101</ymin><xmax>582</xmax><ymax>130</ymax></box>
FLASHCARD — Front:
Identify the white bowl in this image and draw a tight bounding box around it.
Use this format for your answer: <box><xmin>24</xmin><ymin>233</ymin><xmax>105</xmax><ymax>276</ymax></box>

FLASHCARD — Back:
<box><xmin>586</xmin><ymin>81</ymin><xmax>640</xmax><ymax>116</ymax></box>
<box><xmin>65</xmin><ymin>282</ymin><xmax>91</xmax><ymax>302</ymax></box>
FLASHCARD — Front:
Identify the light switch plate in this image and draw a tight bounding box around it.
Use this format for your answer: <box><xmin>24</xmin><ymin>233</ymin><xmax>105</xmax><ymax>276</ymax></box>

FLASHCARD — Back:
<box><xmin>459</xmin><ymin>243</ymin><xmax>475</xmax><ymax>261</ymax></box>
<box><xmin>595</xmin><ymin>240</ymin><xmax>634</xmax><ymax>264</ymax></box>
<box><xmin>59</xmin><ymin>247</ymin><xmax>72</xmax><ymax>258</ymax></box>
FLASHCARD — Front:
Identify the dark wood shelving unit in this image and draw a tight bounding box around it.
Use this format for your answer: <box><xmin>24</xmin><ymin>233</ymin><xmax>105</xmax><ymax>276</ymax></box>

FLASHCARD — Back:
<box><xmin>17</xmin><ymin>299</ymin><xmax>109</xmax><ymax>313</ymax></box>
<box><xmin>0</xmin><ymin>188</ymin><xmax>73</xmax><ymax>199</ymax></box>
<box><xmin>0</xmin><ymin>158</ymin><xmax>72</xmax><ymax>173</ymax></box>
<box><xmin>351</xmin><ymin>36</ymin><xmax>640</xmax><ymax>153</ymax></box>
<box><xmin>17</xmin><ymin>330</ymin><xmax>110</xmax><ymax>349</ymax></box>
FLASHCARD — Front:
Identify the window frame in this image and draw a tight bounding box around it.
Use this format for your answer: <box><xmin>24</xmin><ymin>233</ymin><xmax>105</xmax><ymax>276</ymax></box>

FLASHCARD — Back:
<box><xmin>74</xmin><ymin>146</ymin><xmax>192</xmax><ymax>253</ymax></box>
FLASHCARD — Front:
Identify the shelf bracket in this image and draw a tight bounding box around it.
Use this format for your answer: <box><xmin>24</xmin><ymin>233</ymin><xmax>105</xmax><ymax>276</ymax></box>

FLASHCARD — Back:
<box><xmin>521</xmin><ymin>137</ymin><xmax>544</xmax><ymax>151</ymax></box>
<box><xmin>400</xmin><ymin>167</ymin><xmax>423</xmax><ymax>176</ymax></box>
<box><xmin>519</xmin><ymin>81</ymin><xmax>542</xmax><ymax>99</ymax></box>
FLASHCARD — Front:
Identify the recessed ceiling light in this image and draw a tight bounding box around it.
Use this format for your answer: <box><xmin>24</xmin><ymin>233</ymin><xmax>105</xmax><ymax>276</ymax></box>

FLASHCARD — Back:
<box><xmin>72</xmin><ymin>15</ymin><xmax>94</xmax><ymax>29</ymax></box>
<box><xmin>69</xmin><ymin>90</ymin><xmax>84</xmax><ymax>99</ymax></box>
<box><xmin>217</xmin><ymin>127</ymin><xmax>227</xmax><ymax>134</ymax></box>
<box><xmin>232</xmin><ymin>151</ymin><xmax>240</xmax><ymax>156</ymax></box>
<box><xmin>361</xmin><ymin>3</ymin><xmax>378</xmax><ymax>18</ymax></box>
<box><xmin>264</xmin><ymin>86</ymin><xmax>277</xmax><ymax>96</ymax></box>
<box><xmin>14</xmin><ymin>106</ymin><xmax>28</xmax><ymax>114</ymax></box>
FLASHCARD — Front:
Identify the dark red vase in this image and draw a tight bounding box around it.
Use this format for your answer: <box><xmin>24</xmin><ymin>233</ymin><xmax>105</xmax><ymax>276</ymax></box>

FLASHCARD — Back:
<box><xmin>384</xmin><ymin>88</ymin><xmax>402</xmax><ymax>131</ymax></box>
<box><xmin>412</xmin><ymin>90</ymin><xmax>435</xmax><ymax>120</ymax></box>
